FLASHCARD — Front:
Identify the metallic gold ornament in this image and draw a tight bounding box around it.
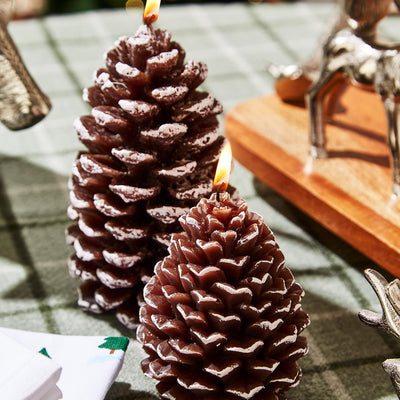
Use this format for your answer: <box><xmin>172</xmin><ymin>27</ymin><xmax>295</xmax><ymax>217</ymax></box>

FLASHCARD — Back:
<box><xmin>0</xmin><ymin>0</ymin><xmax>51</xmax><ymax>130</ymax></box>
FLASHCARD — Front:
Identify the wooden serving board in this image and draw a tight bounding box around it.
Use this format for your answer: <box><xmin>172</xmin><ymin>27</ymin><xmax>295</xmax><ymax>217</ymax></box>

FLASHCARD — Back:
<box><xmin>225</xmin><ymin>85</ymin><xmax>400</xmax><ymax>277</ymax></box>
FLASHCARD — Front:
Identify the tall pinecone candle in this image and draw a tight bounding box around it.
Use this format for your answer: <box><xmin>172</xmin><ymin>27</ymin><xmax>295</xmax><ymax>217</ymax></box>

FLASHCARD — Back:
<box><xmin>66</xmin><ymin>0</ymin><xmax>235</xmax><ymax>329</ymax></box>
<box><xmin>137</xmin><ymin>144</ymin><xmax>310</xmax><ymax>400</ymax></box>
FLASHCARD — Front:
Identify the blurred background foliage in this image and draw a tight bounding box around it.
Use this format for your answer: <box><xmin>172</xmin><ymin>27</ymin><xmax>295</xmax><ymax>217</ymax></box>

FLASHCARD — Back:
<box><xmin>47</xmin><ymin>0</ymin><xmax>290</xmax><ymax>13</ymax></box>
<box><xmin>49</xmin><ymin>0</ymin><xmax>179</xmax><ymax>14</ymax></box>
<box><xmin>47</xmin><ymin>0</ymin><xmax>127</xmax><ymax>14</ymax></box>
<box><xmin>47</xmin><ymin>0</ymin><xmax>291</xmax><ymax>14</ymax></box>
<box><xmin>13</xmin><ymin>0</ymin><xmax>294</xmax><ymax>18</ymax></box>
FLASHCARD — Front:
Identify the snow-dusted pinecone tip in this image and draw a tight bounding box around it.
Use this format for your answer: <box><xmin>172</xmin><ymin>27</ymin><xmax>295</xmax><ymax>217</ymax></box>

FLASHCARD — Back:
<box><xmin>137</xmin><ymin>192</ymin><xmax>310</xmax><ymax>400</ymax></box>
<box><xmin>66</xmin><ymin>24</ymin><xmax>236</xmax><ymax>329</ymax></box>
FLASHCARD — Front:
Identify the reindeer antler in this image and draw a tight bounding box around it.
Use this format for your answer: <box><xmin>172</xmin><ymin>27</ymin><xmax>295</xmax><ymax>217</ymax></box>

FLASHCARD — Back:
<box><xmin>359</xmin><ymin>269</ymin><xmax>400</xmax><ymax>337</ymax></box>
<box><xmin>0</xmin><ymin>0</ymin><xmax>51</xmax><ymax>130</ymax></box>
<box><xmin>359</xmin><ymin>269</ymin><xmax>400</xmax><ymax>398</ymax></box>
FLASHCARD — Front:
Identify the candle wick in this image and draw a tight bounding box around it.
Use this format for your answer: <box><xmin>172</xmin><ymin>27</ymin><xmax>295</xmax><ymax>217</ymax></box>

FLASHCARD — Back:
<box><xmin>216</xmin><ymin>190</ymin><xmax>220</xmax><ymax>202</ymax></box>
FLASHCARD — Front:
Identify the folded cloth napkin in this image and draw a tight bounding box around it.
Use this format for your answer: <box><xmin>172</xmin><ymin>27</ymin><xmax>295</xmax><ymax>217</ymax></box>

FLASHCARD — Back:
<box><xmin>0</xmin><ymin>331</ymin><xmax>62</xmax><ymax>400</ymax></box>
<box><xmin>0</xmin><ymin>327</ymin><xmax>130</xmax><ymax>400</ymax></box>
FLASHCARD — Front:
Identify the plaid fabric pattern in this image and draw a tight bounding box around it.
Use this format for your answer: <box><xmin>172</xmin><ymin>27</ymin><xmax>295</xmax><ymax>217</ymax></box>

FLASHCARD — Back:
<box><xmin>1</xmin><ymin>2</ymin><xmax>400</xmax><ymax>399</ymax></box>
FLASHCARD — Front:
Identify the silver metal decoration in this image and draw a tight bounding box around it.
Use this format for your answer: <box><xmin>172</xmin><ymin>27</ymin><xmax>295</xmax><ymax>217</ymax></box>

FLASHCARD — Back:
<box><xmin>268</xmin><ymin>1</ymin><xmax>400</xmax><ymax>100</ymax></box>
<box><xmin>267</xmin><ymin>12</ymin><xmax>347</xmax><ymax>102</ymax></box>
<box><xmin>359</xmin><ymin>268</ymin><xmax>400</xmax><ymax>399</ymax></box>
<box><xmin>0</xmin><ymin>0</ymin><xmax>51</xmax><ymax>130</ymax></box>
<box><xmin>268</xmin><ymin>0</ymin><xmax>400</xmax><ymax>195</ymax></box>
<box><xmin>307</xmin><ymin>0</ymin><xmax>400</xmax><ymax>195</ymax></box>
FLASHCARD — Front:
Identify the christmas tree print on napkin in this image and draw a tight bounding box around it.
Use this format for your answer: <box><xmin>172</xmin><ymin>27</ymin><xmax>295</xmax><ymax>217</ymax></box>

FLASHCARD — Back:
<box><xmin>38</xmin><ymin>347</ymin><xmax>51</xmax><ymax>358</ymax></box>
<box><xmin>98</xmin><ymin>337</ymin><xmax>129</xmax><ymax>354</ymax></box>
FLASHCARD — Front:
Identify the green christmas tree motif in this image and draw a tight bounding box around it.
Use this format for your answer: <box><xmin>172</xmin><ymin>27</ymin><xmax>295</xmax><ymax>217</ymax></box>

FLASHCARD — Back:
<box><xmin>38</xmin><ymin>347</ymin><xmax>51</xmax><ymax>358</ymax></box>
<box><xmin>98</xmin><ymin>337</ymin><xmax>129</xmax><ymax>354</ymax></box>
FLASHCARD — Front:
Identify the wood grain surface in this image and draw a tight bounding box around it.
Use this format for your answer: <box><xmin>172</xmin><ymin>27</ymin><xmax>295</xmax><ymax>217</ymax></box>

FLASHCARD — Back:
<box><xmin>225</xmin><ymin>86</ymin><xmax>400</xmax><ymax>277</ymax></box>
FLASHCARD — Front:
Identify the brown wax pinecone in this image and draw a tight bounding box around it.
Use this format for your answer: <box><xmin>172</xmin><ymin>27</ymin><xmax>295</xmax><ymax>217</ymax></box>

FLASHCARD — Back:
<box><xmin>66</xmin><ymin>24</ymin><xmax>233</xmax><ymax>329</ymax></box>
<box><xmin>137</xmin><ymin>193</ymin><xmax>310</xmax><ymax>400</ymax></box>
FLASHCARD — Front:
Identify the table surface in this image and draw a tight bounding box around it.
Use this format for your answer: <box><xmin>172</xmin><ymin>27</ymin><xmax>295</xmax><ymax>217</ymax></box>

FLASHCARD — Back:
<box><xmin>1</xmin><ymin>2</ymin><xmax>400</xmax><ymax>399</ymax></box>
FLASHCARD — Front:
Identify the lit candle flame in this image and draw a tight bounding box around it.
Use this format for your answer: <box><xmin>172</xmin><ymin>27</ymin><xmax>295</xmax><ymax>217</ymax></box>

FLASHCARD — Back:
<box><xmin>143</xmin><ymin>0</ymin><xmax>160</xmax><ymax>25</ymax></box>
<box><xmin>213</xmin><ymin>142</ymin><xmax>232</xmax><ymax>193</ymax></box>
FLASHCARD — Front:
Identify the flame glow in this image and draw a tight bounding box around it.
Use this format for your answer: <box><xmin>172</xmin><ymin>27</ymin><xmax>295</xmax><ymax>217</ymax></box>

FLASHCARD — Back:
<box><xmin>143</xmin><ymin>0</ymin><xmax>160</xmax><ymax>25</ymax></box>
<box><xmin>213</xmin><ymin>142</ymin><xmax>232</xmax><ymax>193</ymax></box>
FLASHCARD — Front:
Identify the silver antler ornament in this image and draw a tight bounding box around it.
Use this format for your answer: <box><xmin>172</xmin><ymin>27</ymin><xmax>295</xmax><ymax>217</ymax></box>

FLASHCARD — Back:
<box><xmin>359</xmin><ymin>268</ymin><xmax>400</xmax><ymax>398</ymax></box>
<box><xmin>0</xmin><ymin>0</ymin><xmax>51</xmax><ymax>130</ymax></box>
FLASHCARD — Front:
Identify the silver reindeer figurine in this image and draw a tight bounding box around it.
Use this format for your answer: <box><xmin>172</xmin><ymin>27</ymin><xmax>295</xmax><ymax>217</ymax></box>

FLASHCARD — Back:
<box><xmin>307</xmin><ymin>0</ymin><xmax>400</xmax><ymax>194</ymax></box>
<box><xmin>0</xmin><ymin>0</ymin><xmax>51</xmax><ymax>130</ymax></box>
<box><xmin>359</xmin><ymin>268</ymin><xmax>400</xmax><ymax>398</ymax></box>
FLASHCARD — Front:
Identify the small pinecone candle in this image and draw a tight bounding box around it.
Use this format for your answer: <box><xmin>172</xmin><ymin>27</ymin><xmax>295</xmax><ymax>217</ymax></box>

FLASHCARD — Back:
<box><xmin>137</xmin><ymin>192</ymin><xmax>310</xmax><ymax>400</ymax></box>
<box><xmin>66</xmin><ymin>16</ymin><xmax>234</xmax><ymax>328</ymax></box>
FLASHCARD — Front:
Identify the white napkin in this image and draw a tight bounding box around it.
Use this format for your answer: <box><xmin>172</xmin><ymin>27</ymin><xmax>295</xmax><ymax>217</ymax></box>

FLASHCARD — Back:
<box><xmin>0</xmin><ymin>331</ymin><xmax>62</xmax><ymax>400</ymax></box>
<box><xmin>0</xmin><ymin>327</ymin><xmax>129</xmax><ymax>400</ymax></box>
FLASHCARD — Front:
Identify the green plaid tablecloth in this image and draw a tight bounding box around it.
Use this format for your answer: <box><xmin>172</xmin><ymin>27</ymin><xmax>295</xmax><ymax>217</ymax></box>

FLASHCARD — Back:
<box><xmin>1</xmin><ymin>2</ymin><xmax>400</xmax><ymax>399</ymax></box>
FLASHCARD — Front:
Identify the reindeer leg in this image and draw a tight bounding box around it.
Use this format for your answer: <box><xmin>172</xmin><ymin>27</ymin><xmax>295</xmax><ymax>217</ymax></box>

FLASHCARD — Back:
<box><xmin>384</xmin><ymin>97</ymin><xmax>400</xmax><ymax>195</ymax></box>
<box><xmin>324</xmin><ymin>76</ymin><xmax>347</xmax><ymax>118</ymax></box>
<box><xmin>306</xmin><ymin>69</ymin><xmax>339</xmax><ymax>159</ymax></box>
